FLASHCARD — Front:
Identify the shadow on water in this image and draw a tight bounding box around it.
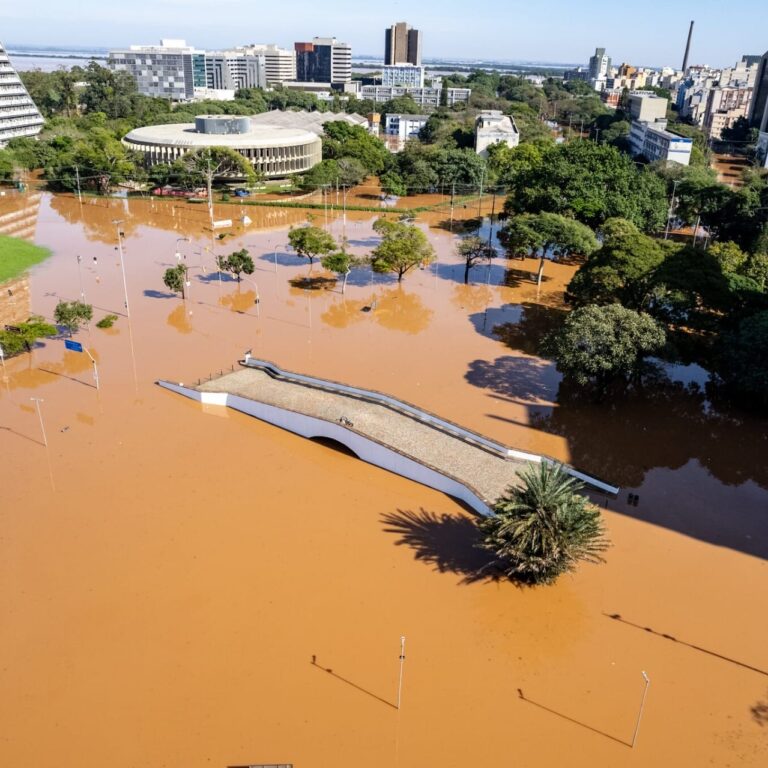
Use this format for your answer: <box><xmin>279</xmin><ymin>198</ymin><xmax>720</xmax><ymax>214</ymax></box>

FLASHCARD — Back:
<box><xmin>380</xmin><ymin>508</ymin><xmax>503</xmax><ymax>584</ymax></box>
<box><xmin>465</xmin><ymin>355</ymin><xmax>561</xmax><ymax>407</ymax></box>
<box><xmin>463</xmin><ymin>324</ymin><xmax>768</xmax><ymax>558</ymax></box>
<box><xmin>310</xmin><ymin>657</ymin><xmax>397</xmax><ymax>709</ymax></box>
<box><xmin>752</xmin><ymin>693</ymin><xmax>768</xmax><ymax>727</ymax></box>
<box><xmin>517</xmin><ymin>688</ymin><xmax>631</xmax><ymax>748</ymax></box>
<box><xmin>604</xmin><ymin>613</ymin><xmax>768</xmax><ymax>677</ymax></box>
<box><xmin>143</xmin><ymin>289</ymin><xmax>176</xmax><ymax>299</ymax></box>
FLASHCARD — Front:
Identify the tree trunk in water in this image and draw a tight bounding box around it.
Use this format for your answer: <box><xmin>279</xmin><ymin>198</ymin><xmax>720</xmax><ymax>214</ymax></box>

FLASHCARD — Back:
<box><xmin>342</xmin><ymin>269</ymin><xmax>350</xmax><ymax>294</ymax></box>
<box><xmin>464</xmin><ymin>261</ymin><xmax>470</xmax><ymax>284</ymax></box>
<box><xmin>536</xmin><ymin>256</ymin><xmax>545</xmax><ymax>286</ymax></box>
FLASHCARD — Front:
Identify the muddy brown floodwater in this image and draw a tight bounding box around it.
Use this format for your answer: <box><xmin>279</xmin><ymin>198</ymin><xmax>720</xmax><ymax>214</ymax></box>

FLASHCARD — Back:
<box><xmin>1</xmin><ymin>190</ymin><xmax>767</xmax><ymax>768</ymax></box>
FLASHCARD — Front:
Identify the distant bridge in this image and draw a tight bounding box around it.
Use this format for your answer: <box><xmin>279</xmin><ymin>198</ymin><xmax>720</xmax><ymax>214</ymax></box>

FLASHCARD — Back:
<box><xmin>157</xmin><ymin>359</ymin><xmax>618</xmax><ymax>515</ymax></box>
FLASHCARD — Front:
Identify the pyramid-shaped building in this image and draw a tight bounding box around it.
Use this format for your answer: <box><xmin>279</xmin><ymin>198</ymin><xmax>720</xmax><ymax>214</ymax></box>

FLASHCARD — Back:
<box><xmin>0</xmin><ymin>41</ymin><xmax>44</xmax><ymax>146</ymax></box>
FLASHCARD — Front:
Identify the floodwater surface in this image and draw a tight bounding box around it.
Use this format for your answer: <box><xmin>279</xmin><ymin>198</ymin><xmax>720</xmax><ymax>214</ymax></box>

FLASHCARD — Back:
<box><xmin>0</xmin><ymin>191</ymin><xmax>767</xmax><ymax>768</ymax></box>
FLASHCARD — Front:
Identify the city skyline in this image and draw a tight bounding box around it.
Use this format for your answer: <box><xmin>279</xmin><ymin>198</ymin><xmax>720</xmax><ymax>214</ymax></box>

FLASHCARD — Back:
<box><xmin>2</xmin><ymin>1</ymin><xmax>767</xmax><ymax>69</ymax></box>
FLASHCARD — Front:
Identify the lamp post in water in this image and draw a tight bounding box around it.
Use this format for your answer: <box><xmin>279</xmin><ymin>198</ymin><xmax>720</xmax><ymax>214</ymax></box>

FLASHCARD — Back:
<box><xmin>397</xmin><ymin>636</ymin><xmax>406</xmax><ymax>710</ymax></box>
<box><xmin>631</xmin><ymin>671</ymin><xmax>651</xmax><ymax>748</ymax></box>
<box><xmin>112</xmin><ymin>219</ymin><xmax>130</xmax><ymax>317</ymax></box>
<box><xmin>30</xmin><ymin>397</ymin><xmax>48</xmax><ymax>447</ymax></box>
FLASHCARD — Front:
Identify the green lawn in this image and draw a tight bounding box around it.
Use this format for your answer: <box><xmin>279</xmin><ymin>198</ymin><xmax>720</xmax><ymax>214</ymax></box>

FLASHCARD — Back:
<box><xmin>0</xmin><ymin>235</ymin><xmax>51</xmax><ymax>283</ymax></box>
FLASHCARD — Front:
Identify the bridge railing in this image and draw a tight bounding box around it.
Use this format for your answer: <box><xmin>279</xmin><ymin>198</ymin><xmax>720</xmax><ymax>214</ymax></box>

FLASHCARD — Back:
<box><xmin>240</xmin><ymin>356</ymin><xmax>620</xmax><ymax>496</ymax></box>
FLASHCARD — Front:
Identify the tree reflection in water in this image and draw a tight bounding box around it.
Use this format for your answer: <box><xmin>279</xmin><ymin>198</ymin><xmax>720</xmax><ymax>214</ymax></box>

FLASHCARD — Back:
<box><xmin>166</xmin><ymin>304</ymin><xmax>192</xmax><ymax>334</ymax></box>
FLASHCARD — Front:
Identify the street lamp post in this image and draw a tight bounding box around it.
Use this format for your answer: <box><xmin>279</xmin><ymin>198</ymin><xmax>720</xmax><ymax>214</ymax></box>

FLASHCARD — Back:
<box><xmin>76</xmin><ymin>254</ymin><xmax>86</xmax><ymax>302</ymax></box>
<box><xmin>30</xmin><ymin>397</ymin><xmax>48</xmax><ymax>447</ymax></box>
<box><xmin>631</xmin><ymin>671</ymin><xmax>651</xmax><ymax>748</ymax></box>
<box><xmin>175</xmin><ymin>236</ymin><xmax>190</xmax><ymax>261</ymax></box>
<box><xmin>113</xmin><ymin>219</ymin><xmax>130</xmax><ymax>317</ymax></box>
<box><xmin>397</xmin><ymin>636</ymin><xmax>406</xmax><ymax>710</ymax></box>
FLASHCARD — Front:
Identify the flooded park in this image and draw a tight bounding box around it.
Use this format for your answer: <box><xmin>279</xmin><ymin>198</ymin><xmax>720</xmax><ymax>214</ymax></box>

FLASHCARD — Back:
<box><xmin>1</xmin><ymin>185</ymin><xmax>767</xmax><ymax>767</ymax></box>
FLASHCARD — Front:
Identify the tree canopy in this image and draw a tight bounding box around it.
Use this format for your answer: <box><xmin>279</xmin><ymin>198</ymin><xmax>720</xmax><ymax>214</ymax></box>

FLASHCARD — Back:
<box><xmin>371</xmin><ymin>218</ymin><xmax>435</xmax><ymax>281</ymax></box>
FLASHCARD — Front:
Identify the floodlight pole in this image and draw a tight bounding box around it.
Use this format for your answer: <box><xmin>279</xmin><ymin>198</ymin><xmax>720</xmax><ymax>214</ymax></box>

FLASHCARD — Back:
<box><xmin>397</xmin><ymin>636</ymin><xmax>406</xmax><ymax>710</ymax></box>
<box><xmin>631</xmin><ymin>671</ymin><xmax>651</xmax><ymax>748</ymax></box>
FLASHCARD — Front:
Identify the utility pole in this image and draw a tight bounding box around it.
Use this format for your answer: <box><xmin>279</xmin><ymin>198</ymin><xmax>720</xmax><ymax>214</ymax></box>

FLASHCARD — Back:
<box><xmin>487</xmin><ymin>187</ymin><xmax>498</xmax><ymax>250</ymax></box>
<box><xmin>594</xmin><ymin>128</ymin><xmax>601</xmax><ymax>144</ymax></box>
<box><xmin>477</xmin><ymin>167</ymin><xmax>485</xmax><ymax>218</ymax></box>
<box><xmin>113</xmin><ymin>219</ymin><xmax>130</xmax><ymax>317</ymax></box>
<box><xmin>450</xmin><ymin>183</ymin><xmax>455</xmax><ymax>231</ymax></box>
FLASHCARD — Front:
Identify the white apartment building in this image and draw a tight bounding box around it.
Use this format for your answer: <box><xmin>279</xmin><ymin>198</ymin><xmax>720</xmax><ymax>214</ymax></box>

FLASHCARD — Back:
<box><xmin>704</xmin><ymin>85</ymin><xmax>754</xmax><ymax>139</ymax></box>
<box><xmin>108</xmin><ymin>39</ymin><xmax>207</xmax><ymax>101</ymax></box>
<box><xmin>361</xmin><ymin>85</ymin><xmax>471</xmax><ymax>108</ymax></box>
<box><xmin>0</xmin><ymin>41</ymin><xmax>44</xmax><ymax>146</ymax></box>
<box><xmin>474</xmin><ymin>110</ymin><xmax>519</xmax><ymax>156</ymax></box>
<box><xmin>205</xmin><ymin>49</ymin><xmax>266</xmax><ymax>91</ymax></box>
<box><xmin>381</xmin><ymin>65</ymin><xmax>424</xmax><ymax>88</ymax></box>
<box><xmin>629</xmin><ymin>120</ymin><xmax>692</xmax><ymax>165</ymax></box>
<box><xmin>236</xmin><ymin>44</ymin><xmax>296</xmax><ymax>84</ymax></box>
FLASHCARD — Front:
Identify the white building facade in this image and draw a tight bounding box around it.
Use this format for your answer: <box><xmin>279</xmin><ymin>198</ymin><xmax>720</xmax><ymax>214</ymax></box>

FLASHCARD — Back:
<box><xmin>205</xmin><ymin>49</ymin><xmax>267</xmax><ymax>91</ymax></box>
<box><xmin>108</xmin><ymin>40</ymin><xmax>207</xmax><ymax>101</ymax></box>
<box><xmin>629</xmin><ymin>120</ymin><xmax>692</xmax><ymax>165</ymax></box>
<box><xmin>0</xmin><ymin>41</ymin><xmax>44</xmax><ymax>146</ymax></box>
<box><xmin>381</xmin><ymin>65</ymin><xmax>425</xmax><ymax>88</ymax></box>
<box><xmin>361</xmin><ymin>85</ymin><xmax>471</xmax><ymax>108</ymax></box>
<box><xmin>474</xmin><ymin>110</ymin><xmax>520</xmax><ymax>156</ymax></box>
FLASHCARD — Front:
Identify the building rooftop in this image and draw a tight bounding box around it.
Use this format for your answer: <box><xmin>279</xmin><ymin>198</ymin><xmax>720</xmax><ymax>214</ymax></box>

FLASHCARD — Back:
<box><xmin>250</xmin><ymin>109</ymin><xmax>369</xmax><ymax>136</ymax></box>
<box><xmin>124</xmin><ymin>121</ymin><xmax>319</xmax><ymax>149</ymax></box>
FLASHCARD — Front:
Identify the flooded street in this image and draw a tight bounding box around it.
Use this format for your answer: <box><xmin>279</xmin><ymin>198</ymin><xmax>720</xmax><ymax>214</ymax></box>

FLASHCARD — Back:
<box><xmin>1</xmin><ymin>190</ymin><xmax>767</xmax><ymax>767</ymax></box>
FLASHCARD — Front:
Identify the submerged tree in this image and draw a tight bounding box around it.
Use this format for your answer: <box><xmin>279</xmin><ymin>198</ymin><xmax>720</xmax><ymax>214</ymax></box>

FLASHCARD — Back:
<box><xmin>288</xmin><ymin>224</ymin><xmax>337</xmax><ymax>265</ymax></box>
<box><xmin>216</xmin><ymin>248</ymin><xmax>254</xmax><ymax>282</ymax></box>
<box><xmin>543</xmin><ymin>304</ymin><xmax>665</xmax><ymax>390</ymax></box>
<box><xmin>456</xmin><ymin>235</ymin><xmax>497</xmax><ymax>284</ymax></box>
<box><xmin>371</xmin><ymin>217</ymin><xmax>435</xmax><ymax>282</ymax></box>
<box><xmin>54</xmin><ymin>300</ymin><xmax>93</xmax><ymax>335</ymax></box>
<box><xmin>477</xmin><ymin>463</ymin><xmax>609</xmax><ymax>584</ymax></box>
<box><xmin>163</xmin><ymin>264</ymin><xmax>189</xmax><ymax>299</ymax></box>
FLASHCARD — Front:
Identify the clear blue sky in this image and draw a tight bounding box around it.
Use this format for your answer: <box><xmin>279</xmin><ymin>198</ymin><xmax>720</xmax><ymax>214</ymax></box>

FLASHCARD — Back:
<box><xmin>2</xmin><ymin>0</ymin><xmax>766</xmax><ymax>68</ymax></box>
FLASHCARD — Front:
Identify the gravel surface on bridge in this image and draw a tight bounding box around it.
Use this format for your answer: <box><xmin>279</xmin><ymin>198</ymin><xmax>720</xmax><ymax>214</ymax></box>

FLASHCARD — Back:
<box><xmin>198</xmin><ymin>368</ymin><xmax>528</xmax><ymax>503</ymax></box>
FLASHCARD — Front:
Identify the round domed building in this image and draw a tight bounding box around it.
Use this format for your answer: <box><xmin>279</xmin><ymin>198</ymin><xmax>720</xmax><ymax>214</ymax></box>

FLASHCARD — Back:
<box><xmin>123</xmin><ymin>115</ymin><xmax>322</xmax><ymax>178</ymax></box>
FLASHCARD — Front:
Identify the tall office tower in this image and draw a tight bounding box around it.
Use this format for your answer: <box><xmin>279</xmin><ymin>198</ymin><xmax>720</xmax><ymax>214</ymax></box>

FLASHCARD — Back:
<box><xmin>385</xmin><ymin>22</ymin><xmax>422</xmax><ymax>66</ymax></box>
<box><xmin>108</xmin><ymin>40</ymin><xmax>206</xmax><ymax>101</ymax></box>
<box><xmin>0</xmin><ymin>41</ymin><xmax>44</xmax><ymax>146</ymax></box>
<box><xmin>588</xmin><ymin>47</ymin><xmax>611</xmax><ymax>80</ymax></box>
<box><xmin>750</xmin><ymin>51</ymin><xmax>768</xmax><ymax>132</ymax></box>
<box><xmin>294</xmin><ymin>37</ymin><xmax>351</xmax><ymax>86</ymax></box>
<box><xmin>205</xmin><ymin>49</ymin><xmax>267</xmax><ymax>91</ymax></box>
<box><xmin>236</xmin><ymin>44</ymin><xmax>296</xmax><ymax>84</ymax></box>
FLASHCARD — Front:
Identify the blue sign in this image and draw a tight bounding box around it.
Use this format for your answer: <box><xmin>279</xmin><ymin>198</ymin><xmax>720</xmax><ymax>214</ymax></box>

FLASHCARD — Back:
<box><xmin>64</xmin><ymin>339</ymin><xmax>83</xmax><ymax>353</ymax></box>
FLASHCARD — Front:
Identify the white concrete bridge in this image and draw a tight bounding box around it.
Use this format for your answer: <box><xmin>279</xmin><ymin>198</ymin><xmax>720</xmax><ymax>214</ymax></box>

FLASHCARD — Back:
<box><xmin>157</xmin><ymin>359</ymin><xmax>619</xmax><ymax>515</ymax></box>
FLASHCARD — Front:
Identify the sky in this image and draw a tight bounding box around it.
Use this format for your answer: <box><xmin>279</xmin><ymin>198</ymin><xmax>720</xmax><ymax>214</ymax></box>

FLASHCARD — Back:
<box><xmin>2</xmin><ymin>0</ymin><xmax>766</xmax><ymax>68</ymax></box>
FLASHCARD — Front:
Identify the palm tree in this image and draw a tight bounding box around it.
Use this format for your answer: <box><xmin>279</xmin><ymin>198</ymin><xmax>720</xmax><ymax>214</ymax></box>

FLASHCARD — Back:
<box><xmin>477</xmin><ymin>462</ymin><xmax>609</xmax><ymax>584</ymax></box>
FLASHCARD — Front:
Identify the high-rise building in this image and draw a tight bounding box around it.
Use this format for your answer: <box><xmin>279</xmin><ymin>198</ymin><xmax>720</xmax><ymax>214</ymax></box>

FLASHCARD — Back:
<box><xmin>294</xmin><ymin>38</ymin><xmax>351</xmax><ymax>87</ymax></box>
<box><xmin>205</xmin><ymin>49</ymin><xmax>267</xmax><ymax>91</ymax></box>
<box><xmin>0</xmin><ymin>41</ymin><xmax>44</xmax><ymax>146</ymax></box>
<box><xmin>236</xmin><ymin>44</ymin><xmax>296</xmax><ymax>85</ymax></box>
<box><xmin>108</xmin><ymin>40</ymin><xmax>206</xmax><ymax>101</ymax></box>
<box><xmin>385</xmin><ymin>22</ymin><xmax>422</xmax><ymax>66</ymax></box>
<box><xmin>749</xmin><ymin>51</ymin><xmax>768</xmax><ymax>133</ymax></box>
<box><xmin>751</xmin><ymin>51</ymin><xmax>768</xmax><ymax>168</ymax></box>
<box><xmin>588</xmin><ymin>47</ymin><xmax>611</xmax><ymax>90</ymax></box>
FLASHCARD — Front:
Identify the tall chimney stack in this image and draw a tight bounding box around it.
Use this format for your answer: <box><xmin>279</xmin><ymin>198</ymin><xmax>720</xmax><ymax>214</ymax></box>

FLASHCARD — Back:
<box><xmin>682</xmin><ymin>20</ymin><xmax>694</xmax><ymax>72</ymax></box>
